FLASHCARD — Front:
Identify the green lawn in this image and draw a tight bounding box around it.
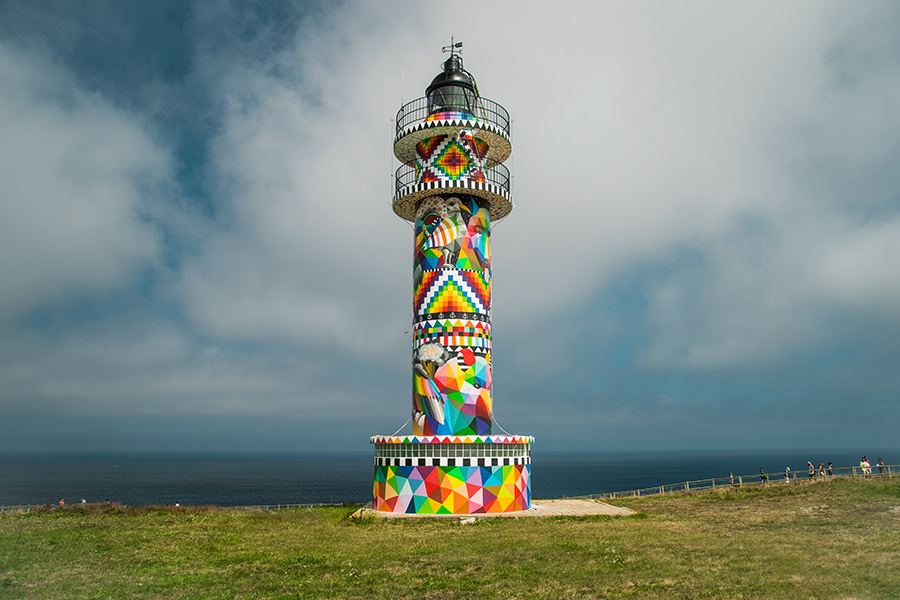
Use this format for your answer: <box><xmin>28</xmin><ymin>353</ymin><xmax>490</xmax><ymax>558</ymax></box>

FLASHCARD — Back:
<box><xmin>2</xmin><ymin>477</ymin><xmax>898</xmax><ymax>599</ymax></box>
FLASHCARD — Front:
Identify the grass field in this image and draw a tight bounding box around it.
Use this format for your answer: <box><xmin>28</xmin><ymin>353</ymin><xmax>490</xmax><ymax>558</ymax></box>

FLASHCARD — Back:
<box><xmin>1</xmin><ymin>477</ymin><xmax>898</xmax><ymax>599</ymax></box>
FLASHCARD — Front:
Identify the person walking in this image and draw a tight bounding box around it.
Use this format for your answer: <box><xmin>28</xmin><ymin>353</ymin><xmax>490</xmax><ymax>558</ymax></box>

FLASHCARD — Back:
<box><xmin>827</xmin><ymin>462</ymin><xmax>834</xmax><ymax>476</ymax></box>
<box><xmin>877</xmin><ymin>458</ymin><xmax>886</xmax><ymax>477</ymax></box>
<box><xmin>860</xmin><ymin>456</ymin><xmax>872</xmax><ymax>478</ymax></box>
<box><xmin>784</xmin><ymin>467</ymin><xmax>791</xmax><ymax>483</ymax></box>
<box><xmin>760</xmin><ymin>468</ymin><xmax>768</xmax><ymax>484</ymax></box>
<box><xmin>808</xmin><ymin>461</ymin><xmax>816</xmax><ymax>479</ymax></box>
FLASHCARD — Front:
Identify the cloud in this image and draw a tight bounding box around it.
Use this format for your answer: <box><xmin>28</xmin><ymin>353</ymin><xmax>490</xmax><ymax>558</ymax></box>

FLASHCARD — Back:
<box><xmin>1</xmin><ymin>0</ymin><xmax>899</xmax><ymax>453</ymax></box>
<box><xmin>0</xmin><ymin>40</ymin><xmax>169</xmax><ymax>325</ymax></box>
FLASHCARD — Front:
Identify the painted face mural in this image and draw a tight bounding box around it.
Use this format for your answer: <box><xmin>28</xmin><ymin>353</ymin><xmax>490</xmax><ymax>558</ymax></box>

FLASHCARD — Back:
<box><xmin>412</xmin><ymin>195</ymin><xmax>492</xmax><ymax>436</ymax></box>
<box><xmin>414</xmin><ymin>196</ymin><xmax>491</xmax><ymax>287</ymax></box>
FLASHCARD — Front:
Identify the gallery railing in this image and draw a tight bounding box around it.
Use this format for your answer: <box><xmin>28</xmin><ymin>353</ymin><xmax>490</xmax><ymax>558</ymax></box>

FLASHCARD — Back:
<box><xmin>395</xmin><ymin>96</ymin><xmax>511</xmax><ymax>137</ymax></box>
<box><xmin>572</xmin><ymin>463</ymin><xmax>896</xmax><ymax>500</ymax></box>
<box><xmin>394</xmin><ymin>162</ymin><xmax>510</xmax><ymax>201</ymax></box>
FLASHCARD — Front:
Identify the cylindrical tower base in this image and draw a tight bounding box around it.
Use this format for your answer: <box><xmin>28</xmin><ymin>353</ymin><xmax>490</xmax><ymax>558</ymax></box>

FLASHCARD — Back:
<box><xmin>371</xmin><ymin>435</ymin><xmax>533</xmax><ymax>514</ymax></box>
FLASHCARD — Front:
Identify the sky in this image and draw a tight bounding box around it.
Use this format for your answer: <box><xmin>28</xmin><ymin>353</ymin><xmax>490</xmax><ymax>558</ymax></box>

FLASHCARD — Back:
<box><xmin>1</xmin><ymin>0</ymin><xmax>898</xmax><ymax>456</ymax></box>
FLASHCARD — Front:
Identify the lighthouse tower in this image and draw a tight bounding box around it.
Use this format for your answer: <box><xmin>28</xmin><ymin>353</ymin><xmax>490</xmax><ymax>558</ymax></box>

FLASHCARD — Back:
<box><xmin>371</xmin><ymin>44</ymin><xmax>533</xmax><ymax>515</ymax></box>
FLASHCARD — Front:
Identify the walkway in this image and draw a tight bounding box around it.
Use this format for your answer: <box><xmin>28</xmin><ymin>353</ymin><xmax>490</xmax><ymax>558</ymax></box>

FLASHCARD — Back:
<box><xmin>354</xmin><ymin>498</ymin><xmax>635</xmax><ymax>520</ymax></box>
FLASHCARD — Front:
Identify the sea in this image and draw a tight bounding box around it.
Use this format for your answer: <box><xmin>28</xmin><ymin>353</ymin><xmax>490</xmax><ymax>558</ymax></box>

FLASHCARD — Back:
<box><xmin>1</xmin><ymin>449</ymin><xmax>895</xmax><ymax>508</ymax></box>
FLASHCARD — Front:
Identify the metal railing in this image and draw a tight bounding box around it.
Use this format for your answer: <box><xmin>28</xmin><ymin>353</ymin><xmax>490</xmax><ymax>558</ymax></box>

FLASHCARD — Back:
<box><xmin>0</xmin><ymin>505</ymin><xmax>40</xmax><ymax>515</ymax></box>
<box><xmin>394</xmin><ymin>162</ymin><xmax>510</xmax><ymax>199</ymax></box>
<box><xmin>240</xmin><ymin>502</ymin><xmax>354</xmax><ymax>511</ymax></box>
<box><xmin>396</xmin><ymin>96</ymin><xmax>511</xmax><ymax>138</ymax></box>
<box><xmin>575</xmin><ymin>464</ymin><xmax>896</xmax><ymax>500</ymax></box>
<box><xmin>0</xmin><ymin>501</ymin><xmax>359</xmax><ymax>515</ymax></box>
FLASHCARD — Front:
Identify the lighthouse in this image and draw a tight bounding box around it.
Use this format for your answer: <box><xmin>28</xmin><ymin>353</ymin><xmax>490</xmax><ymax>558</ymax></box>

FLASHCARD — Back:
<box><xmin>371</xmin><ymin>44</ymin><xmax>533</xmax><ymax>515</ymax></box>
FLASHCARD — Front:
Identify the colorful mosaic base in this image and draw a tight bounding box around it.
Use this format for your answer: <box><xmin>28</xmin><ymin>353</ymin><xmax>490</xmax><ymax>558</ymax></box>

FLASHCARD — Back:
<box><xmin>373</xmin><ymin>464</ymin><xmax>530</xmax><ymax>514</ymax></box>
<box><xmin>412</xmin><ymin>195</ymin><xmax>493</xmax><ymax>436</ymax></box>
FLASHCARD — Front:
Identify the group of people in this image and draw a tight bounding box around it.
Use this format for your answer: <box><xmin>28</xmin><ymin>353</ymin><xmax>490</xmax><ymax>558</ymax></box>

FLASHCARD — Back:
<box><xmin>756</xmin><ymin>456</ymin><xmax>890</xmax><ymax>484</ymax></box>
<box><xmin>802</xmin><ymin>461</ymin><xmax>833</xmax><ymax>479</ymax></box>
<box><xmin>758</xmin><ymin>462</ymin><xmax>832</xmax><ymax>484</ymax></box>
<box><xmin>859</xmin><ymin>456</ymin><xmax>887</xmax><ymax>478</ymax></box>
<box><xmin>58</xmin><ymin>498</ymin><xmax>87</xmax><ymax>506</ymax></box>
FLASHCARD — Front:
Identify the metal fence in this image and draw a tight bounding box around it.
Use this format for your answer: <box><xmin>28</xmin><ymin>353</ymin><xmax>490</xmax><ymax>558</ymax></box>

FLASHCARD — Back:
<box><xmin>576</xmin><ymin>464</ymin><xmax>896</xmax><ymax>500</ymax></box>
<box><xmin>0</xmin><ymin>501</ymin><xmax>351</xmax><ymax>515</ymax></box>
<box><xmin>0</xmin><ymin>505</ymin><xmax>40</xmax><ymax>515</ymax></box>
<box><xmin>394</xmin><ymin>162</ymin><xmax>510</xmax><ymax>197</ymax></box>
<box><xmin>240</xmin><ymin>502</ymin><xmax>348</xmax><ymax>511</ymax></box>
<box><xmin>395</xmin><ymin>96</ymin><xmax>511</xmax><ymax>137</ymax></box>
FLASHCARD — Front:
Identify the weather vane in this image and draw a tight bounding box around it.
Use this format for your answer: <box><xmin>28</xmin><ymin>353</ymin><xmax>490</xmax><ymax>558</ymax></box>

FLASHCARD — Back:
<box><xmin>442</xmin><ymin>36</ymin><xmax>463</xmax><ymax>56</ymax></box>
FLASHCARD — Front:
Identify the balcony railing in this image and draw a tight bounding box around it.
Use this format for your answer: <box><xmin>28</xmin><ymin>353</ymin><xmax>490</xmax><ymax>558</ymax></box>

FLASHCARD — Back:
<box><xmin>394</xmin><ymin>162</ymin><xmax>511</xmax><ymax>199</ymax></box>
<box><xmin>396</xmin><ymin>96</ymin><xmax>511</xmax><ymax>139</ymax></box>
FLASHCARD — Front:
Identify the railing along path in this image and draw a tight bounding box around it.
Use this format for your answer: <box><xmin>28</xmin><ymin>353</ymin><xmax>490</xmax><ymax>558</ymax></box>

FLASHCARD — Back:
<box><xmin>575</xmin><ymin>464</ymin><xmax>896</xmax><ymax>500</ymax></box>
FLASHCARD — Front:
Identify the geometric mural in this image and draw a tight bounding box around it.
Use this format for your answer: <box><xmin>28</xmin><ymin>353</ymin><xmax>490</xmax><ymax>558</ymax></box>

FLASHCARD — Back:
<box><xmin>412</xmin><ymin>194</ymin><xmax>493</xmax><ymax>436</ymax></box>
<box><xmin>373</xmin><ymin>463</ymin><xmax>530</xmax><ymax>514</ymax></box>
<box><xmin>414</xmin><ymin>270</ymin><xmax>489</xmax><ymax>316</ymax></box>
<box><xmin>413</xmin><ymin>319</ymin><xmax>491</xmax><ymax>353</ymax></box>
<box><xmin>415</xmin><ymin>131</ymin><xmax>488</xmax><ymax>185</ymax></box>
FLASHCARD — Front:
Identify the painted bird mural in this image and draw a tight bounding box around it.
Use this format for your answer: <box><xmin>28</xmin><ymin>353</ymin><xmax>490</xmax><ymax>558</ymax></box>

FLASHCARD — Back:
<box><xmin>412</xmin><ymin>342</ymin><xmax>493</xmax><ymax>436</ymax></box>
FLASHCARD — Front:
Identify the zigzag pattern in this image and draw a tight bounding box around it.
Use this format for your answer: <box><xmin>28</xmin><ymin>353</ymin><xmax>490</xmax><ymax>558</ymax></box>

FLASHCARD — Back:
<box><xmin>456</xmin><ymin>270</ymin><xmax>490</xmax><ymax>308</ymax></box>
<box><xmin>371</xmin><ymin>435</ymin><xmax>534</xmax><ymax>444</ymax></box>
<box><xmin>415</xmin><ymin>270</ymin><xmax>488</xmax><ymax>317</ymax></box>
<box><xmin>413</xmin><ymin>271</ymin><xmax>440</xmax><ymax>311</ymax></box>
<box><xmin>414</xmin><ymin>270</ymin><xmax>490</xmax><ymax>312</ymax></box>
<box><xmin>393</xmin><ymin>181</ymin><xmax>513</xmax><ymax>222</ymax></box>
<box><xmin>413</xmin><ymin>319</ymin><xmax>492</xmax><ymax>351</ymax></box>
<box><xmin>396</xmin><ymin>117</ymin><xmax>509</xmax><ymax>146</ymax></box>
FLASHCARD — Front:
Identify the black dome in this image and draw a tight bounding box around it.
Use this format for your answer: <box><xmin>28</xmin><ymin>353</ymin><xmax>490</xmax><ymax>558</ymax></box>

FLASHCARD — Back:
<box><xmin>425</xmin><ymin>54</ymin><xmax>478</xmax><ymax>116</ymax></box>
<box><xmin>425</xmin><ymin>55</ymin><xmax>476</xmax><ymax>96</ymax></box>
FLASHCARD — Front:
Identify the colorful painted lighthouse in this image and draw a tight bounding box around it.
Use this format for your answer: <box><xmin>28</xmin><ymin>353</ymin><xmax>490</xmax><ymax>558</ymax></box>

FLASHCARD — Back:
<box><xmin>371</xmin><ymin>44</ymin><xmax>533</xmax><ymax>515</ymax></box>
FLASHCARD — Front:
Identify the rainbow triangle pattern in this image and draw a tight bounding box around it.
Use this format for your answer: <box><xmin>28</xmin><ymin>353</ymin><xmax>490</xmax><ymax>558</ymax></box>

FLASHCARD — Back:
<box><xmin>415</xmin><ymin>270</ymin><xmax>489</xmax><ymax>317</ymax></box>
<box><xmin>371</xmin><ymin>435</ymin><xmax>534</xmax><ymax>444</ymax></box>
<box><xmin>373</xmin><ymin>464</ymin><xmax>530</xmax><ymax>514</ymax></box>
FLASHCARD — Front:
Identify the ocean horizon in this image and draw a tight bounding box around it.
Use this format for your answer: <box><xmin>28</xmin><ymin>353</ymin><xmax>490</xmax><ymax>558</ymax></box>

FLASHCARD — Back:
<box><xmin>2</xmin><ymin>448</ymin><xmax>896</xmax><ymax>508</ymax></box>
